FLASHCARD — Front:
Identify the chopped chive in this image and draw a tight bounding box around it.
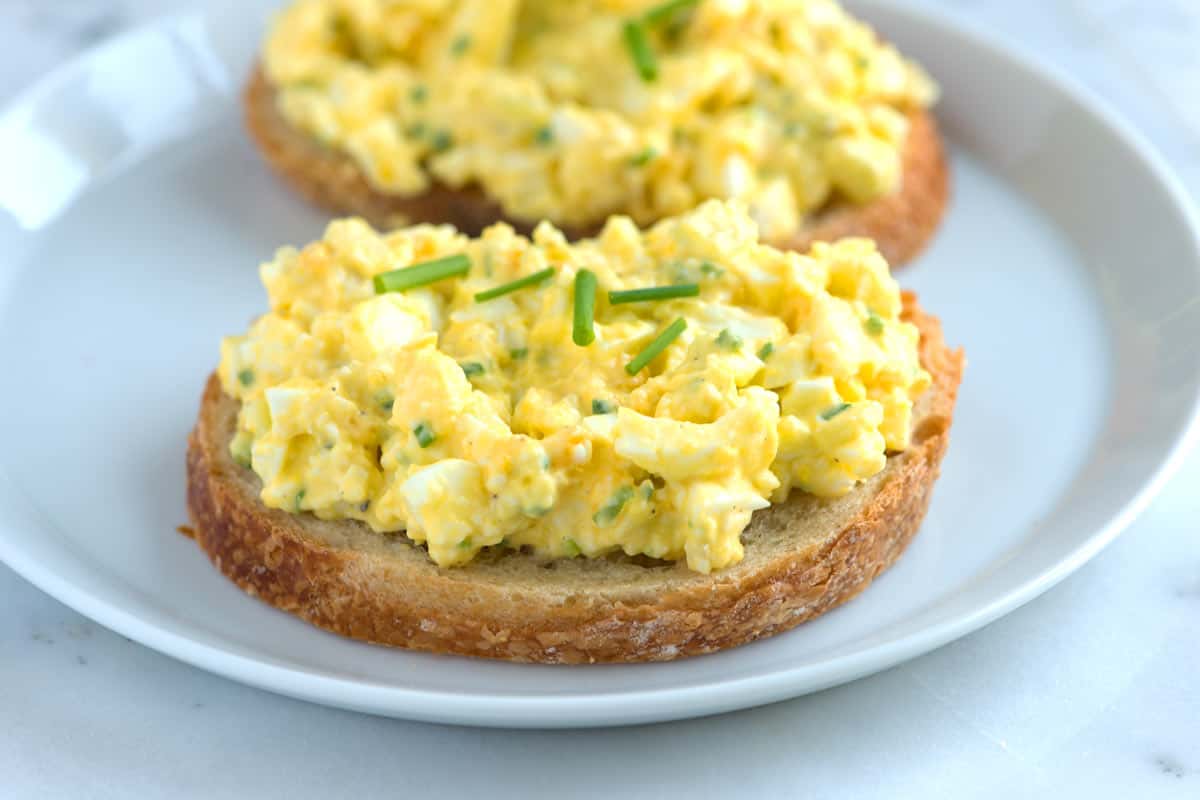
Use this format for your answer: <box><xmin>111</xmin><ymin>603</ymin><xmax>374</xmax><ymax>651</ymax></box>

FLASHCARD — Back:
<box><xmin>699</xmin><ymin>260</ymin><xmax>724</xmax><ymax>277</ymax></box>
<box><xmin>237</xmin><ymin>368</ymin><xmax>255</xmax><ymax>387</ymax></box>
<box><xmin>534</xmin><ymin>125</ymin><xmax>554</xmax><ymax>145</ymax></box>
<box><xmin>430</xmin><ymin>129</ymin><xmax>454</xmax><ymax>153</ymax></box>
<box><xmin>573</xmin><ymin>269</ymin><xmax>597</xmax><ymax>346</ymax></box>
<box><xmin>820</xmin><ymin>403</ymin><xmax>852</xmax><ymax>421</ymax></box>
<box><xmin>591</xmin><ymin>398</ymin><xmax>616</xmax><ymax>415</ymax></box>
<box><xmin>409</xmin><ymin>84</ymin><xmax>427</xmax><ymax>104</ymax></box>
<box><xmin>593</xmin><ymin>486</ymin><xmax>635</xmax><ymax>526</ymax></box>
<box><xmin>294</xmin><ymin>489</ymin><xmax>306</xmax><ymax>512</ymax></box>
<box><xmin>376</xmin><ymin>389</ymin><xmax>395</xmax><ymax>412</ymax></box>
<box><xmin>509</xmin><ymin>347</ymin><xmax>528</xmax><ymax>360</ymax></box>
<box><xmin>865</xmin><ymin>311</ymin><xmax>885</xmax><ymax>336</ymax></box>
<box><xmin>449</xmin><ymin>34</ymin><xmax>471</xmax><ymax>56</ymax></box>
<box><xmin>458</xmin><ymin>537</ymin><xmax>472</xmax><ymax>549</ymax></box>
<box><xmin>626</xmin><ymin>317</ymin><xmax>687</xmax><ymax>375</ymax></box>
<box><xmin>662</xmin><ymin>15</ymin><xmax>689</xmax><ymax>42</ymax></box>
<box><xmin>374</xmin><ymin>253</ymin><xmax>469</xmax><ymax>294</ymax></box>
<box><xmin>474</xmin><ymin>267</ymin><xmax>554</xmax><ymax>302</ymax></box>
<box><xmin>328</xmin><ymin>15</ymin><xmax>351</xmax><ymax>40</ymax></box>
<box><xmin>640</xmin><ymin>482</ymin><xmax>654</xmax><ymax>500</ymax></box>
<box><xmin>562</xmin><ymin>537</ymin><xmax>582</xmax><ymax>556</ymax></box>
<box><xmin>643</xmin><ymin>0</ymin><xmax>700</xmax><ymax>26</ymax></box>
<box><xmin>622</xmin><ymin>20</ymin><xmax>658</xmax><ymax>82</ymax></box>
<box><xmin>608</xmin><ymin>283</ymin><xmax>698</xmax><ymax>305</ymax></box>
<box><xmin>715</xmin><ymin>328</ymin><xmax>743</xmax><ymax>350</ymax></box>
<box><xmin>629</xmin><ymin>146</ymin><xmax>658</xmax><ymax>167</ymax></box>
<box><xmin>232</xmin><ymin>446</ymin><xmax>252</xmax><ymax>469</ymax></box>
<box><xmin>460</xmin><ymin>362</ymin><xmax>485</xmax><ymax>378</ymax></box>
<box><xmin>404</xmin><ymin>121</ymin><xmax>427</xmax><ymax>139</ymax></box>
<box><xmin>757</xmin><ymin>341</ymin><xmax>775</xmax><ymax>360</ymax></box>
<box><xmin>413</xmin><ymin>422</ymin><xmax>436</xmax><ymax>448</ymax></box>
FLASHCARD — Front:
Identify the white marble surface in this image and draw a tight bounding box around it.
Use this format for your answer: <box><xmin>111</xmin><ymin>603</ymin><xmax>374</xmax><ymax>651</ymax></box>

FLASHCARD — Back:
<box><xmin>1</xmin><ymin>1</ymin><xmax>1198</xmax><ymax>797</ymax></box>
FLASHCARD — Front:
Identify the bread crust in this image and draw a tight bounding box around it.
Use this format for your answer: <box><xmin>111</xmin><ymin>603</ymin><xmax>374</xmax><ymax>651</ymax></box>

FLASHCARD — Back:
<box><xmin>243</xmin><ymin>67</ymin><xmax>949</xmax><ymax>267</ymax></box>
<box><xmin>185</xmin><ymin>294</ymin><xmax>963</xmax><ymax>663</ymax></box>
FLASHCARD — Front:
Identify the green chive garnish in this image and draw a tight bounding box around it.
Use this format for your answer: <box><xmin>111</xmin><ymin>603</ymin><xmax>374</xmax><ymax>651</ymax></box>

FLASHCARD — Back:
<box><xmin>865</xmin><ymin>311</ymin><xmax>885</xmax><ymax>336</ymax></box>
<box><xmin>237</xmin><ymin>368</ymin><xmax>255</xmax><ymax>387</ymax></box>
<box><xmin>608</xmin><ymin>283</ymin><xmax>699</xmax><ymax>305</ymax></box>
<box><xmin>562</xmin><ymin>537</ymin><xmax>582</xmax><ymax>556</ymax></box>
<box><xmin>374</xmin><ymin>254</ymin><xmax>469</xmax><ymax>294</ymax></box>
<box><xmin>460</xmin><ymin>362</ymin><xmax>484</xmax><ymax>378</ymax></box>
<box><xmin>629</xmin><ymin>146</ymin><xmax>658</xmax><ymax>167</ymax></box>
<box><xmin>534</xmin><ymin>125</ymin><xmax>554</xmax><ymax>145</ymax></box>
<box><xmin>409</xmin><ymin>84</ymin><xmax>427</xmax><ymax>104</ymax></box>
<box><xmin>509</xmin><ymin>347</ymin><xmax>528</xmax><ymax>360</ymax></box>
<box><xmin>715</xmin><ymin>328</ymin><xmax>743</xmax><ymax>350</ymax></box>
<box><xmin>757</xmin><ymin>342</ymin><xmax>775</xmax><ymax>360</ymax></box>
<box><xmin>622</xmin><ymin>21</ymin><xmax>658</xmax><ymax>82</ymax></box>
<box><xmin>376</xmin><ymin>389</ymin><xmax>395</xmax><ymax>411</ymax></box>
<box><xmin>626</xmin><ymin>317</ymin><xmax>686</xmax><ymax>375</ymax></box>
<box><xmin>413</xmin><ymin>422</ymin><xmax>436</xmax><ymax>448</ymax></box>
<box><xmin>591</xmin><ymin>398</ymin><xmax>616</xmax><ymax>415</ymax></box>
<box><xmin>294</xmin><ymin>488</ymin><xmax>306</xmax><ymax>512</ymax></box>
<box><xmin>593</xmin><ymin>486</ymin><xmax>635</xmax><ymax>526</ymax></box>
<box><xmin>474</xmin><ymin>267</ymin><xmax>554</xmax><ymax>303</ymax></box>
<box><xmin>573</xmin><ymin>270</ymin><xmax>597</xmax><ymax>346</ymax></box>
<box><xmin>449</xmin><ymin>34</ymin><xmax>471</xmax><ymax>56</ymax></box>
<box><xmin>458</xmin><ymin>537</ymin><xmax>472</xmax><ymax>549</ymax></box>
<box><xmin>820</xmin><ymin>403</ymin><xmax>852</xmax><ymax>421</ymax></box>
<box><xmin>699</xmin><ymin>260</ymin><xmax>724</xmax><ymax>277</ymax></box>
<box><xmin>643</xmin><ymin>0</ymin><xmax>700</xmax><ymax>26</ymax></box>
<box><xmin>232</xmin><ymin>445</ymin><xmax>252</xmax><ymax>469</ymax></box>
<box><xmin>430</xmin><ymin>129</ymin><xmax>454</xmax><ymax>153</ymax></box>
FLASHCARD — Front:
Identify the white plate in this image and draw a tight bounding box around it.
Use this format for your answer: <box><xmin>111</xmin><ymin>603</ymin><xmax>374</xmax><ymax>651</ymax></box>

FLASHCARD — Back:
<box><xmin>0</xmin><ymin>1</ymin><xmax>1198</xmax><ymax>729</ymax></box>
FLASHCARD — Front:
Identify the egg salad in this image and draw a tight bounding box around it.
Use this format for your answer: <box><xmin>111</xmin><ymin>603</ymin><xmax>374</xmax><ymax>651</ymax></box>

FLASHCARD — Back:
<box><xmin>218</xmin><ymin>200</ymin><xmax>929</xmax><ymax>573</ymax></box>
<box><xmin>263</xmin><ymin>0</ymin><xmax>936</xmax><ymax>241</ymax></box>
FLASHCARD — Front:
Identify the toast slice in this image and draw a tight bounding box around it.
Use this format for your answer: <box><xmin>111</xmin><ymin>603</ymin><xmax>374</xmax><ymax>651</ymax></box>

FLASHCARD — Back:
<box><xmin>243</xmin><ymin>67</ymin><xmax>950</xmax><ymax>268</ymax></box>
<box><xmin>184</xmin><ymin>292</ymin><xmax>963</xmax><ymax>663</ymax></box>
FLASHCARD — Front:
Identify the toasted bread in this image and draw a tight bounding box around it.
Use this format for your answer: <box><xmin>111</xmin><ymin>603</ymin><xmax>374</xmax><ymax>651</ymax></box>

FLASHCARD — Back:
<box><xmin>184</xmin><ymin>293</ymin><xmax>962</xmax><ymax>663</ymax></box>
<box><xmin>243</xmin><ymin>67</ymin><xmax>949</xmax><ymax>267</ymax></box>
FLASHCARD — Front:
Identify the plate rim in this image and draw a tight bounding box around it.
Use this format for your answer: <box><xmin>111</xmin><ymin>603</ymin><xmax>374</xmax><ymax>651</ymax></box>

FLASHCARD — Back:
<box><xmin>1</xmin><ymin>0</ymin><xmax>1198</xmax><ymax>728</ymax></box>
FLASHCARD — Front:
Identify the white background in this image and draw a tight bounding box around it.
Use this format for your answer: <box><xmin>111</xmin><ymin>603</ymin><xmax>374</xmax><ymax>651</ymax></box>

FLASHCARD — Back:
<box><xmin>1</xmin><ymin>1</ymin><xmax>1198</xmax><ymax>797</ymax></box>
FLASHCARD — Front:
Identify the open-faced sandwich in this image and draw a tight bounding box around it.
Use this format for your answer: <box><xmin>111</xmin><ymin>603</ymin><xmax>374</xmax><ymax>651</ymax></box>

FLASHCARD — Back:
<box><xmin>246</xmin><ymin>0</ymin><xmax>948</xmax><ymax>266</ymax></box>
<box><xmin>186</xmin><ymin>199</ymin><xmax>963</xmax><ymax>662</ymax></box>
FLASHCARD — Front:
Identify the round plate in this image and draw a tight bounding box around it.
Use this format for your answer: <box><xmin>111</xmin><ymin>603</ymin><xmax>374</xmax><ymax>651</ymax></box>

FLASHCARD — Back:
<box><xmin>0</xmin><ymin>1</ymin><xmax>1197</xmax><ymax>728</ymax></box>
